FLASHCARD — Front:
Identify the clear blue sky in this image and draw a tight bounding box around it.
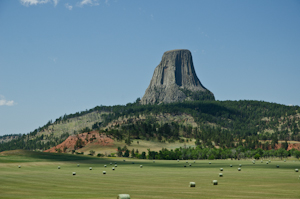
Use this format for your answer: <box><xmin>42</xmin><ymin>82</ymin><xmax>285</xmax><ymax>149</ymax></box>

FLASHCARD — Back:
<box><xmin>1</xmin><ymin>0</ymin><xmax>300</xmax><ymax>136</ymax></box>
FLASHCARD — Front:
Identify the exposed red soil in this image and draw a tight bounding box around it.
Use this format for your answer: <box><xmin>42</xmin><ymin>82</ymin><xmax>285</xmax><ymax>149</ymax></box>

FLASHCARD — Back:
<box><xmin>265</xmin><ymin>142</ymin><xmax>300</xmax><ymax>150</ymax></box>
<box><xmin>44</xmin><ymin>131</ymin><xmax>114</xmax><ymax>153</ymax></box>
<box><xmin>286</xmin><ymin>143</ymin><xmax>300</xmax><ymax>150</ymax></box>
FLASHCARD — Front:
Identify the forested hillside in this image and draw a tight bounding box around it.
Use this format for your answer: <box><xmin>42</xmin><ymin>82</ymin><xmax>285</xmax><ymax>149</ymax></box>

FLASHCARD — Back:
<box><xmin>0</xmin><ymin>100</ymin><xmax>299</xmax><ymax>152</ymax></box>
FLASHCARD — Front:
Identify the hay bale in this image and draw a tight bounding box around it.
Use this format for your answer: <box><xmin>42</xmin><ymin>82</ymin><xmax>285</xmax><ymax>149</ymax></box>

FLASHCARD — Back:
<box><xmin>110</xmin><ymin>162</ymin><xmax>112</xmax><ymax>165</ymax></box>
<box><xmin>230</xmin><ymin>164</ymin><xmax>232</xmax><ymax>167</ymax></box>
<box><xmin>220</xmin><ymin>168</ymin><xmax>223</xmax><ymax>171</ymax></box>
<box><xmin>77</xmin><ymin>164</ymin><xmax>80</xmax><ymax>167</ymax></box>
<box><xmin>186</xmin><ymin>161</ymin><xmax>188</xmax><ymax>163</ymax></box>
<box><xmin>266</xmin><ymin>162</ymin><xmax>269</xmax><ymax>164</ymax></box>
<box><xmin>18</xmin><ymin>165</ymin><xmax>21</xmax><ymax>168</ymax></box>
<box><xmin>261</xmin><ymin>161</ymin><xmax>263</xmax><ymax>163</ymax></box>
<box><xmin>153</xmin><ymin>160</ymin><xmax>155</xmax><ymax>163</ymax></box>
<box><xmin>117</xmin><ymin>194</ymin><xmax>130</xmax><ymax>199</ymax></box>
<box><xmin>58</xmin><ymin>166</ymin><xmax>60</xmax><ymax>169</ymax></box>
<box><xmin>189</xmin><ymin>182</ymin><xmax>196</xmax><ymax>187</ymax></box>
<box><xmin>295</xmin><ymin>169</ymin><xmax>299</xmax><ymax>172</ymax></box>
<box><xmin>219</xmin><ymin>173</ymin><xmax>223</xmax><ymax>177</ymax></box>
<box><xmin>112</xmin><ymin>167</ymin><xmax>115</xmax><ymax>170</ymax></box>
<box><xmin>212</xmin><ymin>180</ymin><xmax>218</xmax><ymax>185</ymax></box>
<box><xmin>132</xmin><ymin>162</ymin><xmax>134</xmax><ymax>164</ymax></box>
<box><xmin>239</xmin><ymin>164</ymin><xmax>242</xmax><ymax>167</ymax></box>
<box><xmin>104</xmin><ymin>165</ymin><xmax>107</xmax><ymax>167</ymax></box>
<box><xmin>72</xmin><ymin>172</ymin><xmax>76</xmax><ymax>175</ymax></box>
<box><xmin>209</xmin><ymin>162</ymin><xmax>211</xmax><ymax>164</ymax></box>
<box><xmin>140</xmin><ymin>165</ymin><xmax>143</xmax><ymax>168</ymax></box>
<box><xmin>189</xmin><ymin>163</ymin><xmax>192</xmax><ymax>167</ymax></box>
<box><xmin>177</xmin><ymin>159</ymin><xmax>179</xmax><ymax>162</ymax></box>
<box><xmin>238</xmin><ymin>168</ymin><xmax>241</xmax><ymax>171</ymax></box>
<box><xmin>123</xmin><ymin>160</ymin><xmax>125</xmax><ymax>162</ymax></box>
<box><xmin>103</xmin><ymin>171</ymin><xmax>106</xmax><ymax>174</ymax></box>
<box><xmin>115</xmin><ymin>162</ymin><xmax>117</xmax><ymax>164</ymax></box>
<box><xmin>115</xmin><ymin>164</ymin><xmax>118</xmax><ymax>167</ymax></box>
<box><xmin>284</xmin><ymin>160</ymin><xmax>286</xmax><ymax>162</ymax></box>
<box><xmin>89</xmin><ymin>167</ymin><xmax>92</xmax><ymax>170</ymax></box>
<box><xmin>184</xmin><ymin>165</ymin><xmax>186</xmax><ymax>167</ymax></box>
<box><xmin>276</xmin><ymin>165</ymin><xmax>279</xmax><ymax>168</ymax></box>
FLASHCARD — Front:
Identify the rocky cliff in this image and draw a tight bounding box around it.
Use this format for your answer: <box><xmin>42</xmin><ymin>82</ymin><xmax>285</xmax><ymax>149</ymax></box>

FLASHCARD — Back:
<box><xmin>141</xmin><ymin>49</ymin><xmax>214</xmax><ymax>104</ymax></box>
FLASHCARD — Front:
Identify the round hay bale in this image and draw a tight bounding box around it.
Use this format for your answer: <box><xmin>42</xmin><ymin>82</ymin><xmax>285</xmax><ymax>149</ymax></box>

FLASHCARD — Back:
<box><xmin>89</xmin><ymin>167</ymin><xmax>92</xmax><ymax>170</ymax></box>
<box><xmin>266</xmin><ymin>162</ymin><xmax>269</xmax><ymax>164</ymax></box>
<box><xmin>140</xmin><ymin>165</ymin><xmax>143</xmax><ymax>168</ymax></box>
<box><xmin>189</xmin><ymin>182</ymin><xmax>196</xmax><ymax>187</ymax></box>
<box><xmin>72</xmin><ymin>172</ymin><xmax>76</xmax><ymax>175</ymax></box>
<box><xmin>189</xmin><ymin>163</ymin><xmax>192</xmax><ymax>167</ymax></box>
<box><xmin>153</xmin><ymin>160</ymin><xmax>155</xmax><ymax>163</ymax></box>
<box><xmin>252</xmin><ymin>161</ymin><xmax>255</xmax><ymax>164</ymax></box>
<box><xmin>212</xmin><ymin>180</ymin><xmax>218</xmax><ymax>185</ymax></box>
<box><xmin>18</xmin><ymin>165</ymin><xmax>21</xmax><ymax>168</ymax></box>
<box><xmin>295</xmin><ymin>169</ymin><xmax>299</xmax><ymax>172</ymax></box>
<box><xmin>239</xmin><ymin>164</ymin><xmax>242</xmax><ymax>167</ymax></box>
<box><xmin>177</xmin><ymin>159</ymin><xmax>179</xmax><ymax>162</ymax></box>
<box><xmin>186</xmin><ymin>161</ymin><xmax>188</xmax><ymax>163</ymax></box>
<box><xmin>261</xmin><ymin>161</ymin><xmax>263</xmax><ymax>163</ymax></box>
<box><xmin>115</xmin><ymin>162</ymin><xmax>117</xmax><ymax>164</ymax></box>
<box><xmin>112</xmin><ymin>167</ymin><xmax>115</xmax><ymax>170</ymax></box>
<box><xmin>123</xmin><ymin>159</ymin><xmax>125</xmax><ymax>162</ymax></box>
<box><xmin>209</xmin><ymin>162</ymin><xmax>211</xmax><ymax>164</ymax></box>
<box><xmin>238</xmin><ymin>168</ymin><xmax>241</xmax><ymax>171</ymax></box>
<box><xmin>219</xmin><ymin>173</ymin><xmax>223</xmax><ymax>177</ymax></box>
<box><xmin>132</xmin><ymin>162</ymin><xmax>134</xmax><ymax>164</ymax></box>
<box><xmin>77</xmin><ymin>164</ymin><xmax>80</xmax><ymax>167</ymax></box>
<box><xmin>284</xmin><ymin>160</ymin><xmax>286</xmax><ymax>162</ymax></box>
<box><xmin>104</xmin><ymin>165</ymin><xmax>107</xmax><ymax>167</ymax></box>
<box><xmin>103</xmin><ymin>171</ymin><xmax>106</xmax><ymax>174</ymax></box>
<box><xmin>110</xmin><ymin>162</ymin><xmax>112</xmax><ymax>165</ymax></box>
<box><xmin>220</xmin><ymin>168</ymin><xmax>223</xmax><ymax>171</ymax></box>
<box><xmin>194</xmin><ymin>160</ymin><xmax>195</xmax><ymax>163</ymax></box>
<box><xmin>230</xmin><ymin>164</ymin><xmax>232</xmax><ymax>167</ymax></box>
<box><xmin>117</xmin><ymin>194</ymin><xmax>130</xmax><ymax>199</ymax></box>
<box><xmin>276</xmin><ymin>165</ymin><xmax>280</xmax><ymax>168</ymax></box>
<box><xmin>115</xmin><ymin>164</ymin><xmax>117</xmax><ymax>167</ymax></box>
<box><xmin>184</xmin><ymin>165</ymin><xmax>186</xmax><ymax>167</ymax></box>
<box><xmin>58</xmin><ymin>166</ymin><xmax>60</xmax><ymax>169</ymax></box>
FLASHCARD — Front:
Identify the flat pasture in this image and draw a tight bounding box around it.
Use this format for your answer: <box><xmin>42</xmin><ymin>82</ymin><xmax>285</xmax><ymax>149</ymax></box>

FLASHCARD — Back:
<box><xmin>0</xmin><ymin>151</ymin><xmax>299</xmax><ymax>199</ymax></box>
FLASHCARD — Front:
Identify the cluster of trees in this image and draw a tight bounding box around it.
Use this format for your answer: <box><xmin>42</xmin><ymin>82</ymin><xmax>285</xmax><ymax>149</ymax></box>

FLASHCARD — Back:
<box><xmin>142</xmin><ymin>146</ymin><xmax>300</xmax><ymax>160</ymax></box>
<box><xmin>0</xmin><ymin>132</ymin><xmax>69</xmax><ymax>152</ymax></box>
<box><xmin>103</xmin><ymin>120</ymin><xmax>181</xmax><ymax>144</ymax></box>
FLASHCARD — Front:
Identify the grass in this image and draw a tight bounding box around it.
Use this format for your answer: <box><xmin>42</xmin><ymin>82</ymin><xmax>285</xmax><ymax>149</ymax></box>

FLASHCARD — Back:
<box><xmin>0</xmin><ymin>150</ymin><xmax>300</xmax><ymax>199</ymax></box>
<box><xmin>81</xmin><ymin>138</ymin><xmax>197</xmax><ymax>155</ymax></box>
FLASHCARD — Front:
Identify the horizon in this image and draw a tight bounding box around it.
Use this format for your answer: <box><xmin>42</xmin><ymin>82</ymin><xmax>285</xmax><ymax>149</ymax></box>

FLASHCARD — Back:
<box><xmin>0</xmin><ymin>0</ymin><xmax>300</xmax><ymax>136</ymax></box>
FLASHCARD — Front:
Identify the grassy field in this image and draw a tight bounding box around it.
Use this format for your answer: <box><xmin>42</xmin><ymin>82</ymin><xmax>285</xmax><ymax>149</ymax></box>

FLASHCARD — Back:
<box><xmin>81</xmin><ymin>138</ymin><xmax>197</xmax><ymax>156</ymax></box>
<box><xmin>1</xmin><ymin>150</ymin><xmax>300</xmax><ymax>199</ymax></box>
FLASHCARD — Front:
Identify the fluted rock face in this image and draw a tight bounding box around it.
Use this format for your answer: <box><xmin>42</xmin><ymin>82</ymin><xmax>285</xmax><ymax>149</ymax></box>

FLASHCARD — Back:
<box><xmin>141</xmin><ymin>49</ymin><xmax>214</xmax><ymax>105</ymax></box>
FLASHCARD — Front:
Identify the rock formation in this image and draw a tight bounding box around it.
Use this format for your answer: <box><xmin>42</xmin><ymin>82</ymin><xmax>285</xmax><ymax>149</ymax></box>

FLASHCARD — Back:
<box><xmin>141</xmin><ymin>49</ymin><xmax>214</xmax><ymax>105</ymax></box>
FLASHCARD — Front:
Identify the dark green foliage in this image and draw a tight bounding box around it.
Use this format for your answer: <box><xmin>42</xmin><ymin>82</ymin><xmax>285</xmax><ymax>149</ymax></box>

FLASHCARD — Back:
<box><xmin>147</xmin><ymin>146</ymin><xmax>296</xmax><ymax>160</ymax></box>
<box><xmin>179</xmin><ymin>89</ymin><xmax>215</xmax><ymax>101</ymax></box>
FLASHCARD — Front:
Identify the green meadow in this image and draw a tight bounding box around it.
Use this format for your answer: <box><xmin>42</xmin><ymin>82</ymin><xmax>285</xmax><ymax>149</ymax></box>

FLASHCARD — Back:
<box><xmin>0</xmin><ymin>150</ymin><xmax>300</xmax><ymax>199</ymax></box>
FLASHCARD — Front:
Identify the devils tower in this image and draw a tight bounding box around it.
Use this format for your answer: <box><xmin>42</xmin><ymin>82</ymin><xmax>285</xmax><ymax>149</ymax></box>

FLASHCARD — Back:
<box><xmin>140</xmin><ymin>49</ymin><xmax>214</xmax><ymax>105</ymax></box>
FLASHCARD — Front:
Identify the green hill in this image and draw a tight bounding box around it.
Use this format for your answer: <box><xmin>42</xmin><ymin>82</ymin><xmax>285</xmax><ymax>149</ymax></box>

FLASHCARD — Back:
<box><xmin>0</xmin><ymin>100</ymin><xmax>299</xmax><ymax>153</ymax></box>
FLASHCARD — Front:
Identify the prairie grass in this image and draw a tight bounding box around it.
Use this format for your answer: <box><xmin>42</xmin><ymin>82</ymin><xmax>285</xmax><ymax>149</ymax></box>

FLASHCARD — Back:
<box><xmin>0</xmin><ymin>150</ymin><xmax>300</xmax><ymax>199</ymax></box>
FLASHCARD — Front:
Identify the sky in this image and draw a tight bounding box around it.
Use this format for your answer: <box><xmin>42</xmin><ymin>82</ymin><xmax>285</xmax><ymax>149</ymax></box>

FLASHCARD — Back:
<box><xmin>0</xmin><ymin>0</ymin><xmax>300</xmax><ymax>136</ymax></box>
